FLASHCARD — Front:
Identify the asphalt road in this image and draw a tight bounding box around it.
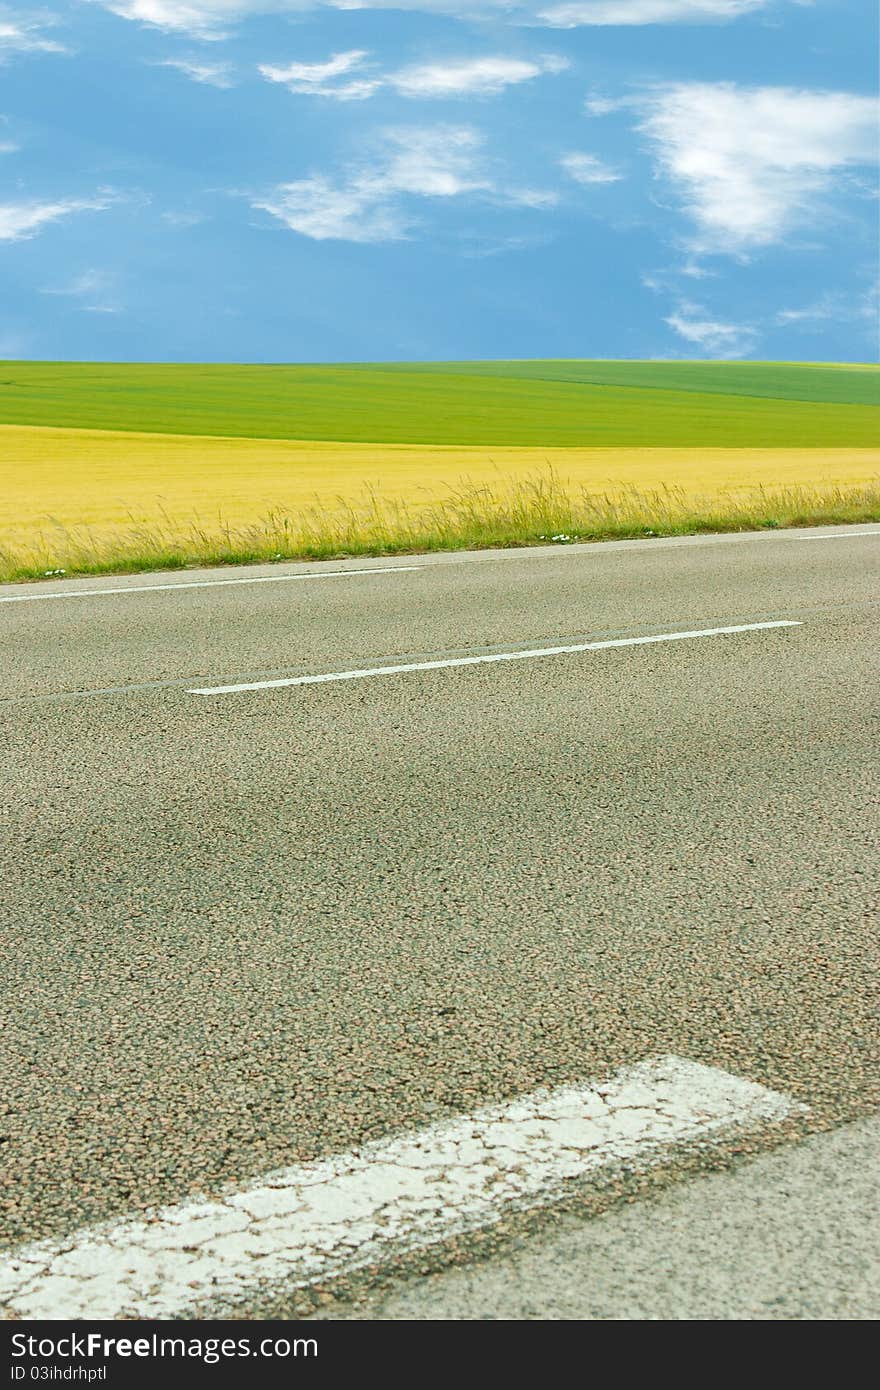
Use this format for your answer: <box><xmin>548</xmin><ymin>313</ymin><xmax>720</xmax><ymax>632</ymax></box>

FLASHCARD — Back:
<box><xmin>1</xmin><ymin>524</ymin><xmax>878</xmax><ymax>1319</ymax></box>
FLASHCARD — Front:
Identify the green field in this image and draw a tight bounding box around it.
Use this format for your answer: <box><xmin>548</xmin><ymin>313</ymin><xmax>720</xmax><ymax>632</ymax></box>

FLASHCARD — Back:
<box><xmin>1</xmin><ymin>360</ymin><xmax>877</xmax><ymax>446</ymax></box>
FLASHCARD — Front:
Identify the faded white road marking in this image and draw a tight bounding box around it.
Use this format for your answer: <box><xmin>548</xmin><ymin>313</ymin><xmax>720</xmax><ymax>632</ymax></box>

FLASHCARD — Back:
<box><xmin>189</xmin><ymin>620</ymin><xmax>801</xmax><ymax>696</ymax></box>
<box><xmin>0</xmin><ymin>565</ymin><xmax>422</xmax><ymax>604</ymax></box>
<box><xmin>0</xmin><ymin>1057</ymin><xmax>803</xmax><ymax>1321</ymax></box>
<box><xmin>795</xmin><ymin>531</ymin><xmax>880</xmax><ymax>541</ymax></box>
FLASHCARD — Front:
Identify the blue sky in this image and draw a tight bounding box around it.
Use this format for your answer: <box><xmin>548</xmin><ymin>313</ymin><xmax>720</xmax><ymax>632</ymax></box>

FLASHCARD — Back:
<box><xmin>1</xmin><ymin>0</ymin><xmax>877</xmax><ymax>362</ymax></box>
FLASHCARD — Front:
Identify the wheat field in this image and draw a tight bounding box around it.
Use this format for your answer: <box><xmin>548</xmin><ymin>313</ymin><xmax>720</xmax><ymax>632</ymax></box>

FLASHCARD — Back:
<box><xmin>5</xmin><ymin>424</ymin><xmax>880</xmax><ymax>540</ymax></box>
<box><xmin>2</xmin><ymin>423</ymin><xmax>878</xmax><ymax>581</ymax></box>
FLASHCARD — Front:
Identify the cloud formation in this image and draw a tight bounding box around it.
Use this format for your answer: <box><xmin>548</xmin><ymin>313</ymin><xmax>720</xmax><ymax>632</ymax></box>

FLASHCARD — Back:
<box><xmin>258</xmin><ymin>49</ymin><xmax>378</xmax><ymax>99</ymax></box>
<box><xmin>637</xmin><ymin>82</ymin><xmax>879</xmax><ymax>253</ymax></box>
<box><xmin>0</xmin><ymin>9</ymin><xmax>67</xmax><ymax>59</ymax></box>
<box><xmin>250</xmin><ymin>125</ymin><xmax>555</xmax><ymax>241</ymax></box>
<box><xmin>560</xmin><ymin>151</ymin><xmax>621</xmax><ymax>184</ymax></box>
<box><xmin>0</xmin><ymin>197</ymin><xmax>111</xmax><ymax>242</ymax></box>
<box><xmin>90</xmin><ymin>0</ymin><xmax>785</xmax><ymax>40</ymax></box>
<box><xmin>665</xmin><ymin>303</ymin><xmax>758</xmax><ymax>356</ymax></box>
<box><xmin>775</xmin><ymin>280</ymin><xmax>880</xmax><ymax>331</ymax></box>
<box><xmin>536</xmin><ymin>0</ymin><xmax>766</xmax><ymax>26</ymax></box>
<box><xmin>95</xmin><ymin>1</ymin><xmax>246</xmax><ymax>40</ymax></box>
<box><xmin>390</xmin><ymin>55</ymin><xmax>569</xmax><ymax>98</ymax></box>
<box><xmin>258</xmin><ymin>51</ymin><xmax>568</xmax><ymax>101</ymax></box>
<box><xmin>157</xmin><ymin>55</ymin><xmax>235</xmax><ymax>84</ymax></box>
<box><xmin>253</xmin><ymin>126</ymin><xmax>489</xmax><ymax>242</ymax></box>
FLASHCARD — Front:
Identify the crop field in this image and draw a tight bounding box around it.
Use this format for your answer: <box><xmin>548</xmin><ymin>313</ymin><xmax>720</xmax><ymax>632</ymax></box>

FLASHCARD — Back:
<box><xmin>1</xmin><ymin>359</ymin><xmax>878</xmax><ymax>444</ymax></box>
<box><xmin>1</xmin><ymin>360</ymin><xmax>878</xmax><ymax>580</ymax></box>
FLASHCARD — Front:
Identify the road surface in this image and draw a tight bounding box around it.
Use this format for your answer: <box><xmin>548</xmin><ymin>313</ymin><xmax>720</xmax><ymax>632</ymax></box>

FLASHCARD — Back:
<box><xmin>1</xmin><ymin>524</ymin><xmax>878</xmax><ymax>1319</ymax></box>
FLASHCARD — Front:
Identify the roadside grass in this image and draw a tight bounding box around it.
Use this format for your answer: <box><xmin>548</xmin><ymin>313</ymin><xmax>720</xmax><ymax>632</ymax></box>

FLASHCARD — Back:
<box><xmin>3</xmin><ymin>473</ymin><xmax>878</xmax><ymax>584</ymax></box>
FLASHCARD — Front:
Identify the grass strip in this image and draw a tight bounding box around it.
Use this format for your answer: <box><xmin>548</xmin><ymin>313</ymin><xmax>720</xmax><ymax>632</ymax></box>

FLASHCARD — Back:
<box><xmin>3</xmin><ymin>473</ymin><xmax>878</xmax><ymax>585</ymax></box>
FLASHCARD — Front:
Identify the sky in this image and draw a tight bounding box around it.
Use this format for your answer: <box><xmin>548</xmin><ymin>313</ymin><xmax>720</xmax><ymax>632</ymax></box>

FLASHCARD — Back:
<box><xmin>1</xmin><ymin>0</ymin><xmax>877</xmax><ymax>362</ymax></box>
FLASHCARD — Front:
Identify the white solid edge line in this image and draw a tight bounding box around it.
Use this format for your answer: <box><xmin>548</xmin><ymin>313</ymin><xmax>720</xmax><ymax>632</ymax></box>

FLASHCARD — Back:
<box><xmin>0</xmin><ymin>1057</ymin><xmax>804</xmax><ymax>1321</ymax></box>
<box><xmin>189</xmin><ymin>620</ymin><xmax>802</xmax><ymax>696</ymax></box>
<box><xmin>0</xmin><ymin>565</ymin><xmax>423</xmax><ymax>604</ymax></box>
<box><xmin>794</xmin><ymin>531</ymin><xmax>880</xmax><ymax>541</ymax></box>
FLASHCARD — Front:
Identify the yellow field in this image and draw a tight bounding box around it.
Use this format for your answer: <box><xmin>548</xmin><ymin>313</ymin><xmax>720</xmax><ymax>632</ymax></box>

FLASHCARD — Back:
<box><xmin>3</xmin><ymin>424</ymin><xmax>879</xmax><ymax>552</ymax></box>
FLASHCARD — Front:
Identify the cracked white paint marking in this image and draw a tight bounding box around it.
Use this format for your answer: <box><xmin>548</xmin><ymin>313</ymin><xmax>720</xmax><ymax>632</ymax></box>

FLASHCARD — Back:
<box><xmin>0</xmin><ymin>1057</ymin><xmax>803</xmax><ymax>1320</ymax></box>
<box><xmin>188</xmin><ymin>620</ymin><xmax>802</xmax><ymax>695</ymax></box>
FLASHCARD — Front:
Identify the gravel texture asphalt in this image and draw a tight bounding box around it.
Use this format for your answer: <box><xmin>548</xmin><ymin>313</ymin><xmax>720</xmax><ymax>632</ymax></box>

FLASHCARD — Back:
<box><xmin>1</xmin><ymin>525</ymin><xmax>878</xmax><ymax>1318</ymax></box>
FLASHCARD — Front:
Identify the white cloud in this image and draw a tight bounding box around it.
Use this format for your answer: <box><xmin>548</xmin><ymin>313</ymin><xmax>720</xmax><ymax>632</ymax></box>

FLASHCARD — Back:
<box><xmin>641</xmin><ymin>261</ymin><xmax>715</xmax><ymax>293</ymax></box>
<box><xmin>666</xmin><ymin>304</ymin><xmax>758</xmax><ymax>357</ymax></box>
<box><xmin>253</xmin><ymin>126</ymin><xmax>494</xmax><ymax>242</ymax></box>
<box><xmin>254</xmin><ymin>176</ymin><xmax>404</xmax><ymax>241</ymax></box>
<box><xmin>503</xmin><ymin>187</ymin><xmax>560</xmax><ymax>208</ymax></box>
<box><xmin>775</xmin><ymin>299</ymin><xmax>837</xmax><ymax>326</ymax></box>
<box><xmin>156</xmin><ymin>55</ymin><xmax>235</xmax><ymax>85</ymax></box>
<box><xmin>584</xmin><ymin>94</ymin><xmax>625</xmax><ymax>115</ymax></box>
<box><xmin>259</xmin><ymin>50</ymin><xmax>367</xmax><ymax>85</ymax></box>
<box><xmin>259</xmin><ymin>50</ymin><xmax>380</xmax><ymax>100</ymax></box>
<box><xmin>380</xmin><ymin>125</ymin><xmax>489</xmax><ymax>196</ymax></box>
<box><xmin>156</xmin><ymin>55</ymin><xmax>234</xmax><ymax>84</ymax></box>
<box><xmin>390</xmin><ymin>55</ymin><xmax>568</xmax><ymax>99</ymax></box>
<box><xmin>89</xmin><ymin>0</ymin><xmax>784</xmax><ymax>39</ymax></box>
<box><xmin>560</xmin><ymin>151</ymin><xmax>621</xmax><ymax>184</ymax></box>
<box><xmin>41</xmin><ymin>269</ymin><xmax>122</xmax><ymax>313</ymax></box>
<box><xmin>312</xmin><ymin>80</ymin><xmax>381</xmax><ymax>101</ymax></box>
<box><xmin>637</xmin><ymin>83</ymin><xmax>879</xmax><ymax>253</ymax></box>
<box><xmin>0</xmin><ymin>197</ymin><xmax>111</xmax><ymax>242</ymax></box>
<box><xmin>536</xmin><ymin>1</ymin><xmax>767</xmax><ymax>26</ymax></box>
<box><xmin>258</xmin><ymin>51</ymin><xmax>567</xmax><ymax>102</ymax></box>
<box><xmin>0</xmin><ymin>10</ymin><xmax>67</xmax><ymax>59</ymax></box>
<box><xmin>94</xmin><ymin>0</ymin><xmax>245</xmax><ymax>39</ymax></box>
<box><xmin>774</xmin><ymin>281</ymin><xmax>880</xmax><ymax>330</ymax></box>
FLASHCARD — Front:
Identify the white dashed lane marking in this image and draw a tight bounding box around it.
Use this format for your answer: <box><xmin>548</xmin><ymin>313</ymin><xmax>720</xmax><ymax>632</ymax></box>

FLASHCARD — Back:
<box><xmin>0</xmin><ymin>1057</ymin><xmax>804</xmax><ymax>1320</ymax></box>
<box><xmin>188</xmin><ymin>620</ymin><xmax>801</xmax><ymax>695</ymax></box>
